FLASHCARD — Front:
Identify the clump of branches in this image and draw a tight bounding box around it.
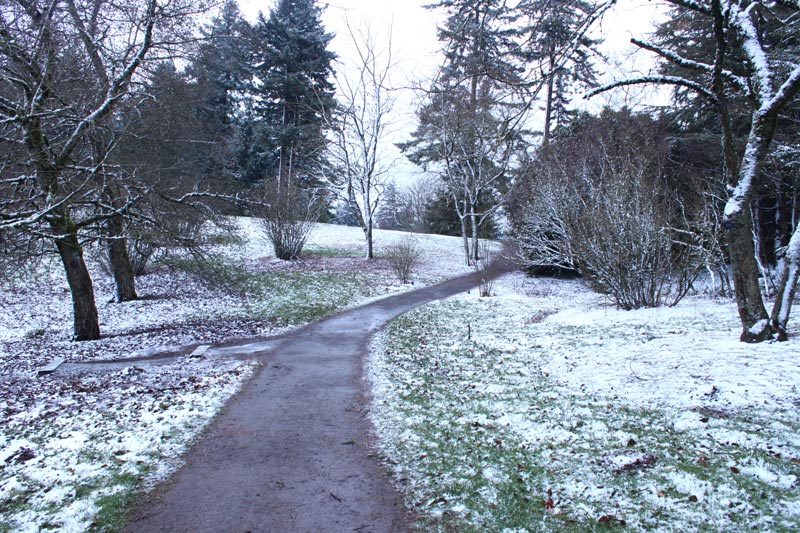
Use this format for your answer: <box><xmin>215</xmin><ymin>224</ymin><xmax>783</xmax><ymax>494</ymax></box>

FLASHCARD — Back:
<box><xmin>259</xmin><ymin>185</ymin><xmax>318</xmax><ymax>261</ymax></box>
<box><xmin>96</xmin><ymin>237</ymin><xmax>160</xmax><ymax>278</ymax></box>
<box><xmin>385</xmin><ymin>236</ymin><xmax>420</xmax><ymax>284</ymax></box>
<box><xmin>473</xmin><ymin>239</ymin><xmax>496</xmax><ymax>297</ymax></box>
<box><xmin>511</xmin><ymin>110</ymin><xmax>711</xmax><ymax>310</ymax></box>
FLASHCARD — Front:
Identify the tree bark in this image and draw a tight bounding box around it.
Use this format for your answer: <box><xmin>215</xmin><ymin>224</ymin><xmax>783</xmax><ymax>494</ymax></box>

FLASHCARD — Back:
<box><xmin>52</xmin><ymin>218</ymin><xmax>101</xmax><ymax>341</ymax></box>
<box><xmin>100</xmin><ymin>172</ymin><xmax>139</xmax><ymax>301</ymax></box>
<box><xmin>366</xmin><ymin>221</ymin><xmax>374</xmax><ymax>259</ymax></box>
<box><xmin>454</xmin><ymin>195</ymin><xmax>471</xmax><ymax>266</ymax></box>
<box><xmin>542</xmin><ymin>48</ymin><xmax>556</xmax><ymax>148</ymax></box>
<box><xmin>470</xmin><ymin>202</ymin><xmax>480</xmax><ymax>263</ymax></box>
<box><xmin>770</xmin><ymin>225</ymin><xmax>800</xmax><ymax>341</ymax></box>
<box><xmin>726</xmin><ymin>207</ymin><xmax>772</xmax><ymax>342</ymax></box>
<box><xmin>107</xmin><ymin>213</ymin><xmax>138</xmax><ymax>302</ymax></box>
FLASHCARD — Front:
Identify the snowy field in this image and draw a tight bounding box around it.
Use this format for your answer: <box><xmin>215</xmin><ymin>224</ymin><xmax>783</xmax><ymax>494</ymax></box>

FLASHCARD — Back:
<box><xmin>4</xmin><ymin>217</ymin><xmax>799</xmax><ymax>532</ymax></box>
<box><xmin>369</xmin><ymin>273</ymin><xmax>800</xmax><ymax>532</ymax></box>
<box><xmin>0</xmin><ymin>220</ymin><xmax>474</xmax><ymax>532</ymax></box>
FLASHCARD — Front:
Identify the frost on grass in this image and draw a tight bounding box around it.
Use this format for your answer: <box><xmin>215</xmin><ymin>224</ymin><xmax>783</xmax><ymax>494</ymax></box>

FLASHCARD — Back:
<box><xmin>0</xmin><ymin>359</ymin><xmax>257</xmax><ymax>532</ymax></box>
<box><xmin>368</xmin><ymin>272</ymin><xmax>800</xmax><ymax>532</ymax></box>
<box><xmin>1</xmin><ymin>220</ymin><xmax>473</xmax><ymax>530</ymax></box>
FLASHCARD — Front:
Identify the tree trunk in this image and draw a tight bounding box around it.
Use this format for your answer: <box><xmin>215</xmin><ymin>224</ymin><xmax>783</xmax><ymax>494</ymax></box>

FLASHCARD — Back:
<box><xmin>542</xmin><ymin>48</ymin><xmax>556</xmax><ymax>148</ymax></box>
<box><xmin>454</xmin><ymin>195</ymin><xmax>471</xmax><ymax>266</ymax></box>
<box><xmin>470</xmin><ymin>203</ymin><xmax>480</xmax><ymax>263</ymax></box>
<box><xmin>107</xmin><ymin>213</ymin><xmax>138</xmax><ymax>303</ymax></box>
<box><xmin>366</xmin><ymin>221</ymin><xmax>374</xmax><ymax>259</ymax></box>
<box><xmin>726</xmin><ymin>207</ymin><xmax>772</xmax><ymax>342</ymax></box>
<box><xmin>770</xmin><ymin>224</ymin><xmax>800</xmax><ymax>341</ymax></box>
<box><xmin>52</xmin><ymin>218</ymin><xmax>101</xmax><ymax>341</ymax></box>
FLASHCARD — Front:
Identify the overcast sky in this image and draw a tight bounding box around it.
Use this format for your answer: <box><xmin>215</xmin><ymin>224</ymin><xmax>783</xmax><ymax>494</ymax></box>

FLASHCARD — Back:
<box><xmin>237</xmin><ymin>0</ymin><xmax>670</xmax><ymax>186</ymax></box>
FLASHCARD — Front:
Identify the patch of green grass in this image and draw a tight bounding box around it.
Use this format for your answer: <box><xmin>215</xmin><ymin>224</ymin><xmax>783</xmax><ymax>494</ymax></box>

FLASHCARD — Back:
<box><xmin>0</xmin><ymin>488</ymin><xmax>35</xmax><ymax>532</ymax></box>
<box><xmin>250</xmin><ymin>270</ymin><xmax>388</xmax><ymax>325</ymax></box>
<box><xmin>373</xmin><ymin>301</ymin><xmax>800</xmax><ymax>533</ymax></box>
<box><xmin>163</xmin><ymin>254</ymin><xmax>392</xmax><ymax>325</ymax></box>
<box><xmin>303</xmin><ymin>246</ymin><xmax>359</xmax><ymax>257</ymax></box>
<box><xmin>87</xmin><ymin>473</ymin><xmax>143</xmax><ymax>533</ymax></box>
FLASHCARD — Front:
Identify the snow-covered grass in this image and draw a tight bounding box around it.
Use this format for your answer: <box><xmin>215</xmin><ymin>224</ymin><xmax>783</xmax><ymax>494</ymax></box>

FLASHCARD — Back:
<box><xmin>369</xmin><ymin>272</ymin><xmax>800</xmax><ymax>532</ymax></box>
<box><xmin>0</xmin><ymin>220</ymin><xmax>473</xmax><ymax>532</ymax></box>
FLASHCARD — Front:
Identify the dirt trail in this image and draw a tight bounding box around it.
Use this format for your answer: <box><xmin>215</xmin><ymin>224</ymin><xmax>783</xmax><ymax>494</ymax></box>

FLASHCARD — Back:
<box><xmin>124</xmin><ymin>258</ymin><xmax>514</xmax><ymax>533</ymax></box>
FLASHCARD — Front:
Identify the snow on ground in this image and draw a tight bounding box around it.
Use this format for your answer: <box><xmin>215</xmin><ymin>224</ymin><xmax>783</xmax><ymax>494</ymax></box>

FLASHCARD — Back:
<box><xmin>368</xmin><ymin>272</ymin><xmax>800</xmax><ymax>532</ymax></box>
<box><xmin>234</xmin><ymin>217</ymin><xmax>481</xmax><ymax>282</ymax></box>
<box><xmin>0</xmin><ymin>220</ymin><xmax>473</xmax><ymax>532</ymax></box>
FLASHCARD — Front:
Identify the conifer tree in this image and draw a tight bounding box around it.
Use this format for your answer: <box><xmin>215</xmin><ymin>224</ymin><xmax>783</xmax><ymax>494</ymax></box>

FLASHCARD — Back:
<box><xmin>516</xmin><ymin>0</ymin><xmax>602</xmax><ymax>145</ymax></box>
<box><xmin>402</xmin><ymin>0</ymin><xmax>522</xmax><ymax>264</ymax></box>
<box><xmin>185</xmin><ymin>0</ymin><xmax>254</xmax><ymax>183</ymax></box>
<box><xmin>252</xmin><ymin>0</ymin><xmax>336</xmax><ymax>191</ymax></box>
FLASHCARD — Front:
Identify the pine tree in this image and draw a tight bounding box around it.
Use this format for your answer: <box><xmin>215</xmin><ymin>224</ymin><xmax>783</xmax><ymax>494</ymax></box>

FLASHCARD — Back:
<box><xmin>185</xmin><ymin>0</ymin><xmax>254</xmax><ymax>183</ymax></box>
<box><xmin>516</xmin><ymin>0</ymin><xmax>602</xmax><ymax>145</ymax></box>
<box><xmin>402</xmin><ymin>0</ymin><xmax>522</xmax><ymax>264</ymax></box>
<box><xmin>252</xmin><ymin>0</ymin><xmax>336</xmax><ymax>191</ymax></box>
<box><xmin>377</xmin><ymin>181</ymin><xmax>402</xmax><ymax>230</ymax></box>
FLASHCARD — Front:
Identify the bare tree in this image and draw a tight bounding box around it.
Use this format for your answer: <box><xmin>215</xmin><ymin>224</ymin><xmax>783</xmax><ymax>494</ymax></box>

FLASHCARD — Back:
<box><xmin>589</xmin><ymin>0</ymin><xmax>800</xmax><ymax>341</ymax></box>
<box><xmin>322</xmin><ymin>21</ymin><xmax>396</xmax><ymax>259</ymax></box>
<box><xmin>0</xmin><ymin>0</ymin><xmax>209</xmax><ymax>340</ymax></box>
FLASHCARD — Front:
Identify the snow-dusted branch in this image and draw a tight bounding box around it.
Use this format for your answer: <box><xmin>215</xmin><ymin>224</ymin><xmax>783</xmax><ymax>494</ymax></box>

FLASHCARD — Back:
<box><xmin>631</xmin><ymin>38</ymin><xmax>748</xmax><ymax>92</ymax></box>
<box><xmin>586</xmin><ymin>75</ymin><xmax>718</xmax><ymax>102</ymax></box>
<box><xmin>56</xmin><ymin>0</ymin><xmax>157</xmax><ymax>168</ymax></box>
<box><xmin>666</xmin><ymin>0</ymin><xmax>713</xmax><ymax>15</ymax></box>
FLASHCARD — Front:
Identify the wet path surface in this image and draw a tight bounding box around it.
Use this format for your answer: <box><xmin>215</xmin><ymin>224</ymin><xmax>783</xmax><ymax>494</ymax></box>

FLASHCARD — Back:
<box><xmin>124</xmin><ymin>260</ymin><xmax>514</xmax><ymax>533</ymax></box>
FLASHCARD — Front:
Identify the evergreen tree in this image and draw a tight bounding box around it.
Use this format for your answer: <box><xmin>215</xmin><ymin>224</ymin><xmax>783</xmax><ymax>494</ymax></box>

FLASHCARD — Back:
<box><xmin>252</xmin><ymin>0</ymin><xmax>336</xmax><ymax>190</ymax></box>
<box><xmin>376</xmin><ymin>181</ymin><xmax>402</xmax><ymax>230</ymax></box>
<box><xmin>516</xmin><ymin>0</ymin><xmax>602</xmax><ymax>145</ymax></box>
<box><xmin>402</xmin><ymin>0</ymin><xmax>522</xmax><ymax>264</ymax></box>
<box><xmin>185</xmin><ymin>0</ymin><xmax>254</xmax><ymax>183</ymax></box>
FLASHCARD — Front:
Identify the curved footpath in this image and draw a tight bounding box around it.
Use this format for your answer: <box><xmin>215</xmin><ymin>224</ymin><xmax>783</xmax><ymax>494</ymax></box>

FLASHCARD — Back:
<box><xmin>124</xmin><ymin>256</ymin><xmax>514</xmax><ymax>533</ymax></box>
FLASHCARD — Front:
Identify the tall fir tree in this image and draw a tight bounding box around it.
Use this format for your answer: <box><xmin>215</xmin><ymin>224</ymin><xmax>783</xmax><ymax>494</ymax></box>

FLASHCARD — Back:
<box><xmin>402</xmin><ymin>0</ymin><xmax>521</xmax><ymax>263</ymax></box>
<box><xmin>516</xmin><ymin>0</ymin><xmax>602</xmax><ymax>145</ymax></box>
<box><xmin>185</xmin><ymin>0</ymin><xmax>254</xmax><ymax>183</ymax></box>
<box><xmin>252</xmin><ymin>0</ymin><xmax>336</xmax><ymax>191</ymax></box>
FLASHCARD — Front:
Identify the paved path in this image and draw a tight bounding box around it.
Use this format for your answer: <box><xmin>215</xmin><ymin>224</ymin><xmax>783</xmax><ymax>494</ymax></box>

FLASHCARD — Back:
<box><xmin>124</xmin><ymin>258</ymin><xmax>513</xmax><ymax>533</ymax></box>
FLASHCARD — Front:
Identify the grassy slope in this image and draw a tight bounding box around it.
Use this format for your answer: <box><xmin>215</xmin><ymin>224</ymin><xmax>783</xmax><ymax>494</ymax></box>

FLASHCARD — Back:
<box><xmin>369</xmin><ymin>274</ymin><xmax>800</xmax><ymax>532</ymax></box>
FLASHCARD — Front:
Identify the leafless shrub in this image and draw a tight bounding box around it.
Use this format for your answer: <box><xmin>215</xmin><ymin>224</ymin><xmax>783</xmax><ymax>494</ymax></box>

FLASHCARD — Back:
<box><xmin>474</xmin><ymin>239</ymin><xmax>495</xmax><ymax>297</ymax></box>
<box><xmin>385</xmin><ymin>237</ymin><xmax>420</xmax><ymax>284</ymax></box>
<box><xmin>518</xmin><ymin>169</ymin><xmax>709</xmax><ymax>309</ymax></box>
<box><xmin>512</xmin><ymin>111</ymin><xmax>710</xmax><ymax>310</ymax></box>
<box><xmin>260</xmin><ymin>186</ymin><xmax>317</xmax><ymax>261</ymax></box>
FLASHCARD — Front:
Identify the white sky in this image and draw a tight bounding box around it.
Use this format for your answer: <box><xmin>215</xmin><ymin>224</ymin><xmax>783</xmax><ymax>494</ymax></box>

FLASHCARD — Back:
<box><xmin>237</xmin><ymin>0</ymin><xmax>671</xmax><ymax>186</ymax></box>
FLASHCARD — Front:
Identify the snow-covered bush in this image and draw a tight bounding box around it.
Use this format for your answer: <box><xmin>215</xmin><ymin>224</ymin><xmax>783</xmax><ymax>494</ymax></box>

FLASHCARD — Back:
<box><xmin>510</xmin><ymin>109</ymin><xmax>710</xmax><ymax>309</ymax></box>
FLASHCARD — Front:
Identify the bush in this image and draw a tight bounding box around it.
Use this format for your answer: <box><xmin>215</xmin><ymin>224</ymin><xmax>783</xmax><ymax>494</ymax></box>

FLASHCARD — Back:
<box><xmin>511</xmin><ymin>109</ymin><xmax>709</xmax><ymax>309</ymax></box>
<box><xmin>474</xmin><ymin>239</ymin><xmax>495</xmax><ymax>297</ymax></box>
<box><xmin>259</xmin><ymin>186</ymin><xmax>317</xmax><ymax>261</ymax></box>
<box><xmin>385</xmin><ymin>237</ymin><xmax>420</xmax><ymax>284</ymax></box>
